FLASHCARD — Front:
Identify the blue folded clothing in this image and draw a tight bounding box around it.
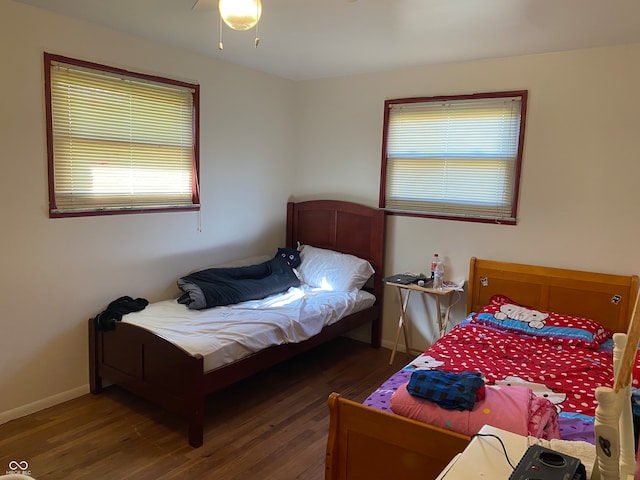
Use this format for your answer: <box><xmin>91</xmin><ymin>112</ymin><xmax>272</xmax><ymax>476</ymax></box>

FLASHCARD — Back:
<box><xmin>406</xmin><ymin>370</ymin><xmax>484</xmax><ymax>411</ymax></box>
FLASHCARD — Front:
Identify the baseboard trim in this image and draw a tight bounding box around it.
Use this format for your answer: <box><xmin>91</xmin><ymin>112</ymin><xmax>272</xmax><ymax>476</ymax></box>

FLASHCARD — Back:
<box><xmin>0</xmin><ymin>385</ymin><xmax>89</xmax><ymax>425</ymax></box>
<box><xmin>344</xmin><ymin>330</ymin><xmax>398</xmax><ymax>352</ymax></box>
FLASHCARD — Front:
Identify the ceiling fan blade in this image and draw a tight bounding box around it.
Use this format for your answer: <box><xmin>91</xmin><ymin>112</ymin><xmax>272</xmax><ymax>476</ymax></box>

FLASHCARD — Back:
<box><xmin>192</xmin><ymin>0</ymin><xmax>217</xmax><ymax>12</ymax></box>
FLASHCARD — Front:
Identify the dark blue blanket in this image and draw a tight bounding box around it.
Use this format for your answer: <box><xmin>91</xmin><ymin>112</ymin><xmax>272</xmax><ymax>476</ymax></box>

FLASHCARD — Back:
<box><xmin>177</xmin><ymin>255</ymin><xmax>300</xmax><ymax>310</ymax></box>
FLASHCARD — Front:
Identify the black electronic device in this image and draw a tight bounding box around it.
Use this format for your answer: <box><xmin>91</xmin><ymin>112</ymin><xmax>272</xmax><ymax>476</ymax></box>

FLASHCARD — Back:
<box><xmin>508</xmin><ymin>445</ymin><xmax>586</xmax><ymax>480</ymax></box>
<box><xmin>383</xmin><ymin>273</ymin><xmax>430</xmax><ymax>286</ymax></box>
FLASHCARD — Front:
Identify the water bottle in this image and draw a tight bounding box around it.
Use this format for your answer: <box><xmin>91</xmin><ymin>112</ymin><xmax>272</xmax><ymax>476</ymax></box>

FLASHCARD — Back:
<box><xmin>430</xmin><ymin>253</ymin><xmax>439</xmax><ymax>279</ymax></box>
<box><xmin>433</xmin><ymin>259</ymin><xmax>444</xmax><ymax>289</ymax></box>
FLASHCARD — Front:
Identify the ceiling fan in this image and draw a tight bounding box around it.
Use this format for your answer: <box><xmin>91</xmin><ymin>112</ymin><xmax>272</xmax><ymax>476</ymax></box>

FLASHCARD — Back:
<box><xmin>192</xmin><ymin>0</ymin><xmax>263</xmax><ymax>48</ymax></box>
<box><xmin>192</xmin><ymin>0</ymin><xmax>358</xmax><ymax>14</ymax></box>
<box><xmin>193</xmin><ymin>0</ymin><xmax>357</xmax><ymax>50</ymax></box>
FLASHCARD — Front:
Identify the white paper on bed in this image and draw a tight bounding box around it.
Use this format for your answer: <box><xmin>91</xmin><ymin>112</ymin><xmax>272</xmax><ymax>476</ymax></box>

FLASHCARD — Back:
<box><xmin>122</xmin><ymin>286</ymin><xmax>375</xmax><ymax>372</ymax></box>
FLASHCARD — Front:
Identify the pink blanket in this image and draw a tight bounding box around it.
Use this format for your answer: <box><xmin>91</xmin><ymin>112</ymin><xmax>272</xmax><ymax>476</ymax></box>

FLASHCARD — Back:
<box><xmin>390</xmin><ymin>384</ymin><xmax>560</xmax><ymax>439</ymax></box>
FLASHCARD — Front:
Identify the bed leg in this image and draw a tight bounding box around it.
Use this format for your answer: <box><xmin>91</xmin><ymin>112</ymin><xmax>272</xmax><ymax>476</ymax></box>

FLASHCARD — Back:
<box><xmin>187</xmin><ymin>398</ymin><xmax>205</xmax><ymax>448</ymax></box>
<box><xmin>371</xmin><ymin>315</ymin><xmax>381</xmax><ymax>348</ymax></box>
<box><xmin>88</xmin><ymin>317</ymin><xmax>103</xmax><ymax>394</ymax></box>
<box><xmin>188</xmin><ymin>425</ymin><xmax>203</xmax><ymax>448</ymax></box>
<box><xmin>90</xmin><ymin>374</ymin><xmax>103</xmax><ymax>394</ymax></box>
<box><xmin>188</xmin><ymin>418</ymin><xmax>204</xmax><ymax>448</ymax></box>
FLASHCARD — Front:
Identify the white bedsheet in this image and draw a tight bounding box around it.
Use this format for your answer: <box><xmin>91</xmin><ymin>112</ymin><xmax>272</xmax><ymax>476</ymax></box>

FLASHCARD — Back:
<box><xmin>122</xmin><ymin>286</ymin><xmax>376</xmax><ymax>372</ymax></box>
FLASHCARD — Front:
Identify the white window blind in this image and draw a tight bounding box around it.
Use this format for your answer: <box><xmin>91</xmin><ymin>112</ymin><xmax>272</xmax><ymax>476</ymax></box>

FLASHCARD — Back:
<box><xmin>382</xmin><ymin>92</ymin><xmax>526</xmax><ymax>223</ymax></box>
<box><xmin>46</xmin><ymin>55</ymin><xmax>199</xmax><ymax>216</ymax></box>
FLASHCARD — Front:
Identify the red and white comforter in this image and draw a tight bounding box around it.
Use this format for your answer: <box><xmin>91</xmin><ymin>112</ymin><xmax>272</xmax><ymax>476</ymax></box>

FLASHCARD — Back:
<box><xmin>364</xmin><ymin>321</ymin><xmax>640</xmax><ymax>442</ymax></box>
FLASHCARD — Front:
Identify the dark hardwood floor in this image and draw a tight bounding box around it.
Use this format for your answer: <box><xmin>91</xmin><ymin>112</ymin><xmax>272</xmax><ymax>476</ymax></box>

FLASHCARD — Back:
<box><xmin>0</xmin><ymin>338</ymin><xmax>413</xmax><ymax>480</ymax></box>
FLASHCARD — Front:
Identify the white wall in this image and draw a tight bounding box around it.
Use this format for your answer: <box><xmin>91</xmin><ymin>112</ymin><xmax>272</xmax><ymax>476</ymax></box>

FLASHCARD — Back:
<box><xmin>0</xmin><ymin>1</ymin><xmax>295</xmax><ymax>419</ymax></box>
<box><xmin>292</xmin><ymin>45</ymin><xmax>640</xmax><ymax>351</ymax></box>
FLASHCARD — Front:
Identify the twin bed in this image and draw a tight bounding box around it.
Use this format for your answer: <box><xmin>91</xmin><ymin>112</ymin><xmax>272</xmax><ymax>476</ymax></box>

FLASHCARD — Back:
<box><xmin>326</xmin><ymin>257</ymin><xmax>640</xmax><ymax>480</ymax></box>
<box><xmin>89</xmin><ymin>199</ymin><xmax>385</xmax><ymax>448</ymax></box>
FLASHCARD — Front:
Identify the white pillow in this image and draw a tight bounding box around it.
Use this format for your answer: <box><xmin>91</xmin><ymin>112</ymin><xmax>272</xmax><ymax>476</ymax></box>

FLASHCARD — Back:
<box><xmin>297</xmin><ymin>245</ymin><xmax>374</xmax><ymax>291</ymax></box>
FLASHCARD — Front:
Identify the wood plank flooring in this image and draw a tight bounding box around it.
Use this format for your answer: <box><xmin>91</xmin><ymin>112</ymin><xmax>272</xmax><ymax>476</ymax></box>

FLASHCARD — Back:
<box><xmin>0</xmin><ymin>338</ymin><xmax>413</xmax><ymax>480</ymax></box>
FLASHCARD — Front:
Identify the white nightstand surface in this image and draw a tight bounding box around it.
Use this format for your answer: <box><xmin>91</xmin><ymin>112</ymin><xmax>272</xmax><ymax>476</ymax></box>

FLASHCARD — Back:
<box><xmin>436</xmin><ymin>425</ymin><xmax>601</xmax><ymax>480</ymax></box>
<box><xmin>436</xmin><ymin>425</ymin><xmax>528</xmax><ymax>479</ymax></box>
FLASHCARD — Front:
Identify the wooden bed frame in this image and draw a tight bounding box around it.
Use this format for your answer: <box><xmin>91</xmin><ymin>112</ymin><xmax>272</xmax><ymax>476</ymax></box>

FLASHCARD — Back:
<box><xmin>325</xmin><ymin>257</ymin><xmax>639</xmax><ymax>480</ymax></box>
<box><xmin>88</xmin><ymin>199</ymin><xmax>385</xmax><ymax>448</ymax></box>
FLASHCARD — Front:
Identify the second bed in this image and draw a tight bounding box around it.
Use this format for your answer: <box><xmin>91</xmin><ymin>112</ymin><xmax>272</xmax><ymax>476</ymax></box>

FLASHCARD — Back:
<box><xmin>326</xmin><ymin>257</ymin><xmax>640</xmax><ymax>480</ymax></box>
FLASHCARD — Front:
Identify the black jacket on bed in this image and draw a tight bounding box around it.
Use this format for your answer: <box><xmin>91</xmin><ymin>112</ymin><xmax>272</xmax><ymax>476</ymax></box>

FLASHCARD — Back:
<box><xmin>177</xmin><ymin>255</ymin><xmax>300</xmax><ymax>310</ymax></box>
<box><xmin>94</xmin><ymin>296</ymin><xmax>149</xmax><ymax>331</ymax></box>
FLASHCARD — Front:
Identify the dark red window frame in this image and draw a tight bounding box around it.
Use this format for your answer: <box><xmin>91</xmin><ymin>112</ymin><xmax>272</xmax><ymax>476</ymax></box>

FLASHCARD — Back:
<box><xmin>379</xmin><ymin>90</ymin><xmax>528</xmax><ymax>225</ymax></box>
<box><xmin>44</xmin><ymin>52</ymin><xmax>200</xmax><ymax>218</ymax></box>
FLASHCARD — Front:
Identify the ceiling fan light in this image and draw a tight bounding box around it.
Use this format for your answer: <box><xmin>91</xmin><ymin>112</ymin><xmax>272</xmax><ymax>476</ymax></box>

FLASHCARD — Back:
<box><xmin>219</xmin><ymin>0</ymin><xmax>262</xmax><ymax>31</ymax></box>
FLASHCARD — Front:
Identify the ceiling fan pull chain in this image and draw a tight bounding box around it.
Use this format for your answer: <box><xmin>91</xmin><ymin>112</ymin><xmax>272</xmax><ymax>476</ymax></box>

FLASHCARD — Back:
<box><xmin>218</xmin><ymin>14</ymin><xmax>224</xmax><ymax>50</ymax></box>
<box><xmin>255</xmin><ymin>21</ymin><xmax>260</xmax><ymax>47</ymax></box>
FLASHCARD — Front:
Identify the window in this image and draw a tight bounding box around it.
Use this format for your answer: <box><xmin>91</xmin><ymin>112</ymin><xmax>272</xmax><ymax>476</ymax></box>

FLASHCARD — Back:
<box><xmin>44</xmin><ymin>53</ymin><xmax>200</xmax><ymax>217</ymax></box>
<box><xmin>380</xmin><ymin>91</ymin><xmax>527</xmax><ymax>224</ymax></box>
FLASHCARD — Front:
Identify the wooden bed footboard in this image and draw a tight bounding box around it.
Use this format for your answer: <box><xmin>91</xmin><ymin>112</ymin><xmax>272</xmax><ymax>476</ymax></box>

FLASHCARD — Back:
<box><xmin>89</xmin><ymin>304</ymin><xmax>381</xmax><ymax>448</ymax></box>
<box><xmin>89</xmin><ymin>317</ymin><xmax>206</xmax><ymax>447</ymax></box>
<box><xmin>325</xmin><ymin>392</ymin><xmax>470</xmax><ymax>480</ymax></box>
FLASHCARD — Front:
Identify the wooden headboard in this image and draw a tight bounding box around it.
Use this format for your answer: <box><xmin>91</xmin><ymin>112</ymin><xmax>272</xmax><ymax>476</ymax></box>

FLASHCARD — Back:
<box><xmin>466</xmin><ymin>257</ymin><xmax>639</xmax><ymax>333</ymax></box>
<box><xmin>286</xmin><ymin>200</ymin><xmax>386</xmax><ymax>343</ymax></box>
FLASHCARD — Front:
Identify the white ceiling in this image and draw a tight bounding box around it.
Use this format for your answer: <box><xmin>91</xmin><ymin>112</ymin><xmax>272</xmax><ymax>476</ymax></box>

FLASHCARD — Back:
<box><xmin>13</xmin><ymin>0</ymin><xmax>640</xmax><ymax>81</ymax></box>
